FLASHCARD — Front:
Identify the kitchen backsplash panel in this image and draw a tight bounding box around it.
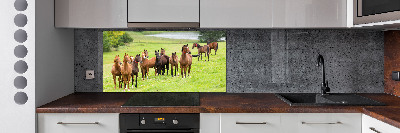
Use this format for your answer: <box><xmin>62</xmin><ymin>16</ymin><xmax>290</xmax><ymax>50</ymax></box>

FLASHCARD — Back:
<box><xmin>75</xmin><ymin>29</ymin><xmax>384</xmax><ymax>93</ymax></box>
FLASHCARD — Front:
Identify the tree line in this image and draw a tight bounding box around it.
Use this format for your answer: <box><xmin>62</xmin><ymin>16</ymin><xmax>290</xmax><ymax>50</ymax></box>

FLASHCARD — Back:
<box><xmin>103</xmin><ymin>31</ymin><xmax>133</xmax><ymax>52</ymax></box>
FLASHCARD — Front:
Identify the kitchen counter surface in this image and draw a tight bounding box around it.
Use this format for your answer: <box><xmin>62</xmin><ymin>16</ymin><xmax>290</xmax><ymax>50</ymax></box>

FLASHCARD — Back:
<box><xmin>363</xmin><ymin>107</ymin><xmax>400</xmax><ymax>129</ymax></box>
<box><xmin>37</xmin><ymin>93</ymin><xmax>400</xmax><ymax>128</ymax></box>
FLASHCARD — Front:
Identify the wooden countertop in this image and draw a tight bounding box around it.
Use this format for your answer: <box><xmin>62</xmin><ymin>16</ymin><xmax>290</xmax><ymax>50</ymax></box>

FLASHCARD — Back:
<box><xmin>36</xmin><ymin>93</ymin><xmax>400</xmax><ymax>128</ymax></box>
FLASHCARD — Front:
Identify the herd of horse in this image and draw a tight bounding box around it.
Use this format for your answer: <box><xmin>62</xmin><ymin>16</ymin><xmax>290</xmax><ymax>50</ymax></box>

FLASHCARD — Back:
<box><xmin>110</xmin><ymin>42</ymin><xmax>219</xmax><ymax>90</ymax></box>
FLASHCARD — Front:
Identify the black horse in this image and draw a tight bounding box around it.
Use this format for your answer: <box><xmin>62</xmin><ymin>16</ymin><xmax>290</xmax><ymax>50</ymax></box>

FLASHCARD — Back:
<box><xmin>155</xmin><ymin>50</ymin><xmax>162</xmax><ymax>75</ymax></box>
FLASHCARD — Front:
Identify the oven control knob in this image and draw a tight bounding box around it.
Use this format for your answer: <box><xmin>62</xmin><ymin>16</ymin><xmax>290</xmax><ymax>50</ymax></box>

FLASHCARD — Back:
<box><xmin>141</xmin><ymin>120</ymin><xmax>146</xmax><ymax>125</ymax></box>
<box><xmin>173</xmin><ymin>119</ymin><xmax>178</xmax><ymax>125</ymax></box>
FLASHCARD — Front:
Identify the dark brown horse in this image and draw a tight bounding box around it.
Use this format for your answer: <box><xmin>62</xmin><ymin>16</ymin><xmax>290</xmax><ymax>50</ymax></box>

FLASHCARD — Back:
<box><xmin>111</xmin><ymin>55</ymin><xmax>123</xmax><ymax>89</ymax></box>
<box><xmin>131</xmin><ymin>54</ymin><xmax>141</xmax><ymax>88</ymax></box>
<box><xmin>160</xmin><ymin>48</ymin><xmax>166</xmax><ymax>56</ymax></box>
<box><xmin>155</xmin><ymin>50</ymin><xmax>162</xmax><ymax>75</ymax></box>
<box><xmin>192</xmin><ymin>43</ymin><xmax>210</xmax><ymax>61</ymax></box>
<box><xmin>207</xmin><ymin>42</ymin><xmax>218</xmax><ymax>55</ymax></box>
<box><xmin>169</xmin><ymin>52</ymin><xmax>179</xmax><ymax>77</ymax></box>
<box><xmin>179</xmin><ymin>44</ymin><xmax>192</xmax><ymax>78</ymax></box>
<box><xmin>159</xmin><ymin>48</ymin><xmax>170</xmax><ymax>75</ymax></box>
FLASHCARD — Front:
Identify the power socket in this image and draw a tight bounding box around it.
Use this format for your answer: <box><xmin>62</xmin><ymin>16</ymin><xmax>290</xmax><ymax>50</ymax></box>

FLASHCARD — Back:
<box><xmin>393</xmin><ymin>71</ymin><xmax>400</xmax><ymax>81</ymax></box>
<box><xmin>86</xmin><ymin>70</ymin><xmax>95</xmax><ymax>79</ymax></box>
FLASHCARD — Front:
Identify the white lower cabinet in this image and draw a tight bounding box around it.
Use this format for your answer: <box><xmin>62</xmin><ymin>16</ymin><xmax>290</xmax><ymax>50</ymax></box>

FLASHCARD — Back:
<box><xmin>281</xmin><ymin>113</ymin><xmax>361</xmax><ymax>133</ymax></box>
<box><xmin>201</xmin><ymin>113</ymin><xmax>361</xmax><ymax>133</ymax></box>
<box><xmin>362</xmin><ymin>114</ymin><xmax>400</xmax><ymax>133</ymax></box>
<box><xmin>200</xmin><ymin>113</ymin><xmax>220</xmax><ymax>133</ymax></box>
<box><xmin>38</xmin><ymin>113</ymin><xmax>119</xmax><ymax>133</ymax></box>
<box><xmin>220</xmin><ymin>113</ymin><xmax>281</xmax><ymax>133</ymax></box>
<box><xmin>38</xmin><ymin>113</ymin><xmax>400</xmax><ymax>133</ymax></box>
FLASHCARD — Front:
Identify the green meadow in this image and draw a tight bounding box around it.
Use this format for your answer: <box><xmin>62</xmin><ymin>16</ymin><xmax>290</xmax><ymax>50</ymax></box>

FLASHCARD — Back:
<box><xmin>103</xmin><ymin>31</ymin><xmax>226</xmax><ymax>92</ymax></box>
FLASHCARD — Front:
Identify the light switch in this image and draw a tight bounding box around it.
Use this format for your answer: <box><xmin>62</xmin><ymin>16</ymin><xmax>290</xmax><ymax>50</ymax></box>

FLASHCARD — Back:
<box><xmin>86</xmin><ymin>70</ymin><xmax>95</xmax><ymax>79</ymax></box>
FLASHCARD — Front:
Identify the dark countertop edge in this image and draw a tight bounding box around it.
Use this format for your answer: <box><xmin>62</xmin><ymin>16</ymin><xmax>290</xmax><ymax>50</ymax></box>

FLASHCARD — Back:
<box><xmin>36</xmin><ymin>107</ymin><xmax>362</xmax><ymax>113</ymax></box>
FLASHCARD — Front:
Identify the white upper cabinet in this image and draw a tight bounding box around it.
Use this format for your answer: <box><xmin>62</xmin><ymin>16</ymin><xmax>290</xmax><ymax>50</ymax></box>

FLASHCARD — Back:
<box><xmin>201</xmin><ymin>0</ymin><xmax>350</xmax><ymax>28</ymax></box>
<box><xmin>54</xmin><ymin>0</ymin><xmax>351</xmax><ymax>28</ymax></box>
<box><xmin>273</xmin><ymin>0</ymin><xmax>348</xmax><ymax>28</ymax></box>
<box><xmin>128</xmin><ymin>0</ymin><xmax>199</xmax><ymax>23</ymax></box>
<box><xmin>55</xmin><ymin>0</ymin><xmax>127</xmax><ymax>28</ymax></box>
<box><xmin>200</xmin><ymin>0</ymin><xmax>273</xmax><ymax>28</ymax></box>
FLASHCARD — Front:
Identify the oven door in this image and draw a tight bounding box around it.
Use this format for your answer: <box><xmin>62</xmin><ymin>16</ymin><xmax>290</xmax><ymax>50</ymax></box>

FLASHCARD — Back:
<box><xmin>126</xmin><ymin>129</ymin><xmax>199</xmax><ymax>133</ymax></box>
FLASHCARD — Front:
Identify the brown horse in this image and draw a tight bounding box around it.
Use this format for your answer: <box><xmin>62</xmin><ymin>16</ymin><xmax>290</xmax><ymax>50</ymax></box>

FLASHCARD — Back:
<box><xmin>131</xmin><ymin>54</ymin><xmax>141</xmax><ymax>88</ymax></box>
<box><xmin>179</xmin><ymin>44</ymin><xmax>192</xmax><ymax>78</ymax></box>
<box><xmin>140</xmin><ymin>51</ymin><xmax>157</xmax><ymax>80</ymax></box>
<box><xmin>143</xmin><ymin>49</ymin><xmax>149</xmax><ymax>58</ymax></box>
<box><xmin>169</xmin><ymin>52</ymin><xmax>179</xmax><ymax>77</ymax></box>
<box><xmin>207</xmin><ymin>42</ymin><xmax>218</xmax><ymax>55</ymax></box>
<box><xmin>121</xmin><ymin>53</ymin><xmax>132</xmax><ymax>90</ymax></box>
<box><xmin>111</xmin><ymin>55</ymin><xmax>123</xmax><ymax>89</ymax></box>
<box><xmin>192</xmin><ymin>43</ymin><xmax>210</xmax><ymax>61</ymax></box>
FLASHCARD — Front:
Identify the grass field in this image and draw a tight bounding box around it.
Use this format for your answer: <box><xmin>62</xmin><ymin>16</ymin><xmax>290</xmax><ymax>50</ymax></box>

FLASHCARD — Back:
<box><xmin>103</xmin><ymin>31</ymin><xmax>226</xmax><ymax>92</ymax></box>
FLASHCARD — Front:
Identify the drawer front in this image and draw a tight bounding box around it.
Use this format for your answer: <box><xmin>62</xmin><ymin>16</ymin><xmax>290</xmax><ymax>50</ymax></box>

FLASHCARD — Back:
<box><xmin>220</xmin><ymin>113</ymin><xmax>280</xmax><ymax>133</ymax></box>
<box><xmin>128</xmin><ymin>0</ymin><xmax>199</xmax><ymax>22</ymax></box>
<box><xmin>297</xmin><ymin>113</ymin><xmax>361</xmax><ymax>133</ymax></box>
<box><xmin>362</xmin><ymin>114</ymin><xmax>400</xmax><ymax>133</ymax></box>
<box><xmin>281</xmin><ymin>113</ymin><xmax>361</xmax><ymax>133</ymax></box>
<box><xmin>38</xmin><ymin>113</ymin><xmax>119</xmax><ymax>133</ymax></box>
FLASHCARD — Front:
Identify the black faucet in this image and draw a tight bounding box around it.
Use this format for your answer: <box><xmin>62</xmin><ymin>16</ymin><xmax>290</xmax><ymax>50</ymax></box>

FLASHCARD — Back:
<box><xmin>317</xmin><ymin>54</ymin><xmax>330</xmax><ymax>95</ymax></box>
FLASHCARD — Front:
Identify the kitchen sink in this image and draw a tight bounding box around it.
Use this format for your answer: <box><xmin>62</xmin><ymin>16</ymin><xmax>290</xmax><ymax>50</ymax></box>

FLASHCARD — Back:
<box><xmin>275</xmin><ymin>93</ymin><xmax>385</xmax><ymax>106</ymax></box>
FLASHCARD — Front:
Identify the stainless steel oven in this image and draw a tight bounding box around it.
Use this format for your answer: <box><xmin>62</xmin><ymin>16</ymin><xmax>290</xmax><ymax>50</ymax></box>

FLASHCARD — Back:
<box><xmin>354</xmin><ymin>0</ymin><xmax>400</xmax><ymax>25</ymax></box>
<box><xmin>120</xmin><ymin>114</ymin><xmax>199</xmax><ymax>133</ymax></box>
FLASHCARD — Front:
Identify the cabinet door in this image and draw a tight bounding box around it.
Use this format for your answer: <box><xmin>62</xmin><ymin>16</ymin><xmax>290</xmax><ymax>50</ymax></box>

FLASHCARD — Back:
<box><xmin>200</xmin><ymin>0</ymin><xmax>273</xmax><ymax>28</ymax></box>
<box><xmin>281</xmin><ymin>113</ymin><xmax>361</xmax><ymax>133</ymax></box>
<box><xmin>55</xmin><ymin>0</ymin><xmax>127</xmax><ymax>28</ymax></box>
<box><xmin>220</xmin><ymin>113</ymin><xmax>280</xmax><ymax>133</ymax></box>
<box><xmin>128</xmin><ymin>0</ymin><xmax>199</xmax><ymax>22</ymax></box>
<box><xmin>311</xmin><ymin>0</ymin><xmax>347</xmax><ymax>27</ymax></box>
<box><xmin>200</xmin><ymin>113</ymin><xmax>220</xmax><ymax>133</ymax></box>
<box><xmin>362</xmin><ymin>114</ymin><xmax>400</xmax><ymax>133</ymax></box>
<box><xmin>273</xmin><ymin>0</ymin><xmax>347</xmax><ymax>28</ymax></box>
<box><xmin>38</xmin><ymin>113</ymin><xmax>119</xmax><ymax>133</ymax></box>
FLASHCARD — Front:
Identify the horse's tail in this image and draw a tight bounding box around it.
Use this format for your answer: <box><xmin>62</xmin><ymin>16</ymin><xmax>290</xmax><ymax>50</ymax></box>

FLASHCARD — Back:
<box><xmin>207</xmin><ymin>46</ymin><xmax>210</xmax><ymax>54</ymax></box>
<box><xmin>216</xmin><ymin>43</ymin><xmax>218</xmax><ymax>50</ymax></box>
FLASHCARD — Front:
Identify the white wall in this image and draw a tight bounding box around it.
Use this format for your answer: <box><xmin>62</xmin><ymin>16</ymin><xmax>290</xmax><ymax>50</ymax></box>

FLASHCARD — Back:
<box><xmin>0</xmin><ymin>0</ymin><xmax>35</xmax><ymax>132</ymax></box>
<box><xmin>0</xmin><ymin>0</ymin><xmax>74</xmax><ymax>132</ymax></box>
<box><xmin>35</xmin><ymin>0</ymin><xmax>74</xmax><ymax>107</ymax></box>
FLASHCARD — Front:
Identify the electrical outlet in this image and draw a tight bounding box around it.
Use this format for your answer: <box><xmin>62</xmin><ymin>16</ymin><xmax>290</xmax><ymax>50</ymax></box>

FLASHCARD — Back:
<box><xmin>86</xmin><ymin>70</ymin><xmax>95</xmax><ymax>79</ymax></box>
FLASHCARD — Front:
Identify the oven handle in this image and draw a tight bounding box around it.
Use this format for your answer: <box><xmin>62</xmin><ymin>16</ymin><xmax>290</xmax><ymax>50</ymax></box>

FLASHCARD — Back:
<box><xmin>126</xmin><ymin>129</ymin><xmax>198</xmax><ymax>133</ymax></box>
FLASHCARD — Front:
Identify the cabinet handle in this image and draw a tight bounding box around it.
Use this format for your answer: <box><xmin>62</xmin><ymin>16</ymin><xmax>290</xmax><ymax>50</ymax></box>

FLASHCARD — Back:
<box><xmin>236</xmin><ymin>122</ymin><xmax>267</xmax><ymax>124</ymax></box>
<box><xmin>369</xmin><ymin>127</ymin><xmax>382</xmax><ymax>133</ymax></box>
<box><xmin>301</xmin><ymin>122</ymin><xmax>342</xmax><ymax>125</ymax></box>
<box><xmin>57</xmin><ymin>122</ymin><xmax>99</xmax><ymax>125</ymax></box>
